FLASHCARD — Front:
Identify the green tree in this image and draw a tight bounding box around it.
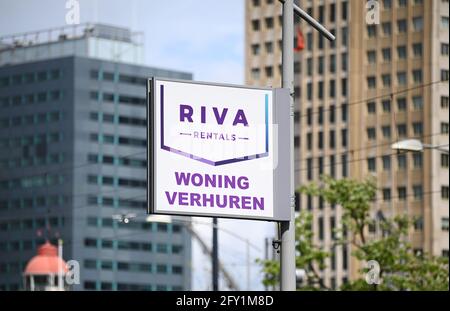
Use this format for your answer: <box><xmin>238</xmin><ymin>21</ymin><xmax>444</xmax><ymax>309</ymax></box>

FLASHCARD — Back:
<box><xmin>257</xmin><ymin>176</ymin><xmax>449</xmax><ymax>291</ymax></box>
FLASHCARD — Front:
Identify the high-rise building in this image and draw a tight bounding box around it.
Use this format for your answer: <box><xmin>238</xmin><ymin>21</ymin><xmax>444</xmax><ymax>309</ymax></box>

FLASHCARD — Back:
<box><xmin>246</xmin><ymin>0</ymin><xmax>449</xmax><ymax>289</ymax></box>
<box><xmin>0</xmin><ymin>24</ymin><xmax>192</xmax><ymax>291</ymax></box>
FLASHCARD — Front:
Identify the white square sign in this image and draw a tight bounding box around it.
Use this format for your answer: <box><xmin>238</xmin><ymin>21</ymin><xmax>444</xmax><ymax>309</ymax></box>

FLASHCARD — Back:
<box><xmin>148</xmin><ymin>78</ymin><xmax>290</xmax><ymax>221</ymax></box>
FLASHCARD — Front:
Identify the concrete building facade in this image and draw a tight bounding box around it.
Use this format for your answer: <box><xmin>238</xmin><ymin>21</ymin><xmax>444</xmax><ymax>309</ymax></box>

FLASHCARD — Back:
<box><xmin>245</xmin><ymin>0</ymin><xmax>449</xmax><ymax>289</ymax></box>
<box><xmin>0</xmin><ymin>24</ymin><xmax>192</xmax><ymax>291</ymax></box>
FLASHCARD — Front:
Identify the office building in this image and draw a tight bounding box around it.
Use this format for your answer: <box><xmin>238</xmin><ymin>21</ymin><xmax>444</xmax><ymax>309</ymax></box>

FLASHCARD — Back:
<box><xmin>245</xmin><ymin>0</ymin><xmax>449</xmax><ymax>288</ymax></box>
<box><xmin>0</xmin><ymin>24</ymin><xmax>192</xmax><ymax>291</ymax></box>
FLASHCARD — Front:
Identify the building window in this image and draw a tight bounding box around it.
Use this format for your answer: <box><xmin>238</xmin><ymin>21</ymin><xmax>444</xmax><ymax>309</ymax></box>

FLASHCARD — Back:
<box><xmin>397</xmin><ymin>72</ymin><xmax>407</xmax><ymax>85</ymax></box>
<box><xmin>412</xmin><ymin>16</ymin><xmax>423</xmax><ymax>31</ymax></box>
<box><xmin>318</xmin><ymin>56</ymin><xmax>324</xmax><ymax>74</ymax></box>
<box><xmin>342</xmin><ymin>27</ymin><xmax>348</xmax><ymax>46</ymax></box>
<box><xmin>329</xmin><ymin>130</ymin><xmax>336</xmax><ymax>149</ymax></box>
<box><xmin>398</xmin><ymin>0</ymin><xmax>407</xmax><ymax>7</ymax></box>
<box><xmin>252</xmin><ymin>0</ymin><xmax>260</xmax><ymax>6</ymax></box>
<box><xmin>251</xmin><ymin>44</ymin><xmax>260</xmax><ymax>55</ymax></box>
<box><xmin>251</xmin><ymin>19</ymin><xmax>260</xmax><ymax>31</ymax></box>
<box><xmin>330</xmin><ymin>155</ymin><xmax>336</xmax><ymax>177</ymax></box>
<box><xmin>342</xmin><ymin>154</ymin><xmax>348</xmax><ymax>177</ymax></box>
<box><xmin>413</xmin><ymin>153</ymin><xmax>423</xmax><ymax>168</ymax></box>
<box><xmin>265</xmin><ymin>41</ymin><xmax>273</xmax><ymax>53</ymax></box>
<box><xmin>341</xmin><ymin>129</ymin><xmax>348</xmax><ymax>147</ymax></box>
<box><xmin>382</xmin><ymin>22</ymin><xmax>392</xmax><ymax>35</ymax></box>
<box><xmin>382</xmin><ymin>126</ymin><xmax>391</xmax><ymax>139</ymax></box>
<box><xmin>397</xmin><ymin>154</ymin><xmax>407</xmax><ymax>169</ymax></box>
<box><xmin>307</xmin><ymin>83</ymin><xmax>313</xmax><ymax>100</ymax></box>
<box><xmin>384</xmin><ymin>0</ymin><xmax>392</xmax><ymax>8</ymax></box>
<box><xmin>441</xmin><ymin>153</ymin><xmax>449</xmax><ymax>168</ymax></box>
<box><xmin>318</xmin><ymin>132</ymin><xmax>324</xmax><ymax>149</ymax></box>
<box><xmin>342</xmin><ymin>1</ymin><xmax>348</xmax><ymax>20</ymax></box>
<box><xmin>397</xmin><ymin>97</ymin><xmax>407</xmax><ymax>111</ymax></box>
<box><xmin>382</xmin><ymin>48</ymin><xmax>391</xmax><ymax>62</ymax></box>
<box><xmin>251</xmin><ymin>68</ymin><xmax>260</xmax><ymax>80</ymax></box>
<box><xmin>413</xmin><ymin>122</ymin><xmax>423</xmax><ymax>136</ymax></box>
<box><xmin>367</xmin><ymin>102</ymin><xmax>377</xmax><ymax>114</ymax></box>
<box><xmin>318</xmin><ymin>217</ymin><xmax>324</xmax><ymax>240</ymax></box>
<box><xmin>441</xmin><ymin>69</ymin><xmax>449</xmax><ymax>81</ymax></box>
<box><xmin>367</xmin><ymin>50</ymin><xmax>377</xmax><ymax>64</ymax></box>
<box><xmin>442</xmin><ymin>218</ymin><xmax>449</xmax><ymax>231</ymax></box>
<box><xmin>397</xmin><ymin>45</ymin><xmax>407</xmax><ymax>59</ymax></box>
<box><xmin>367</xmin><ymin>25</ymin><xmax>377</xmax><ymax>38</ymax></box>
<box><xmin>413</xmin><ymin>43</ymin><xmax>423</xmax><ymax>57</ymax></box>
<box><xmin>442</xmin><ymin>96</ymin><xmax>449</xmax><ymax>109</ymax></box>
<box><xmin>382</xmin><ymin>74</ymin><xmax>391</xmax><ymax>87</ymax></box>
<box><xmin>318</xmin><ymin>157</ymin><xmax>324</xmax><ymax>176</ymax></box>
<box><xmin>382</xmin><ymin>100</ymin><xmax>391</xmax><ymax>112</ymax></box>
<box><xmin>398</xmin><ymin>187</ymin><xmax>407</xmax><ymax>200</ymax></box>
<box><xmin>367</xmin><ymin>76</ymin><xmax>376</xmax><ymax>89</ymax></box>
<box><xmin>397</xmin><ymin>124</ymin><xmax>407</xmax><ymax>137</ymax></box>
<box><xmin>307</xmin><ymin>33</ymin><xmax>313</xmax><ymax>51</ymax></box>
<box><xmin>342</xmin><ymin>103</ymin><xmax>348</xmax><ymax>122</ymax></box>
<box><xmin>265</xmin><ymin>17</ymin><xmax>274</xmax><ymax>29</ymax></box>
<box><xmin>368</xmin><ymin>158</ymin><xmax>376</xmax><ymax>172</ymax></box>
<box><xmin>318</xmin><ymin>107</ymin><xmax>324</xmax><ymax>124</ymax></box>
<box><xmin>342</xmin><ymin>78</ymin><xmax>348</xmax><ymax>96</ymax></box>
<box><xmin>265</xmin><ymin>66</ymin><xmax>273</xmax><ymax>78</ymax></box>
<box><xmin>307</xmin><ymin>158</ymin><xmax>313</xmax><ymax>180</ymax></box>
<box><xmin>442</xmin><ymin>43</ymin><xmax>449</xmax><ymax>56</ymax></box>
<box><xmin>307</xmin><ymin>132</ymin><xmax>313</xmax><ymax>150</ymax></box>
<box><xmin>367</xmin><ymin>127</ymin><xmax>377</xmax><ymax>140</ymax></box>
<box><xmin>413</xmin><ymin>69</ymin><xmax>422</xmax><ymax>83</ymax></box>
<box><xmin>397</xmin><ymin>19</ymin><xmax>407</xmax><ymax>33</ymax></box>
<box><xmin>329</xmin><ymin>54</ymin><xmax>336</xmax><ymax>73</ymax></box>
<box><xmin>442</xmin><ymin>186</ymin><xmax>449</xmax><ymax>199</ymax></box>
<box><xmin>329</xmin><ymin>105</ymin><xmax>336</xmax><ymax>123</ymax></box>
<box><xmin>342</xmin><ymin>52</ymin><xmax>348</xmax><ymax>71</ymax></box>
<box><xmin>383</xmin><ymin>188</ymin><xmax>391</xmax><ymax>201</ymax></box>
<box><xmin>329</xmin><ymin>80</ymin><xmax>336</xmax><ymax>98</ymax></box>
<box><xmin>294</xmin><ymin>61</ymin><xmax>301</xmax><ymax>74</ymax></box>
<box><xmin>318</xmin><ymin>81</ymin><xmax>324</xmax><ymax>99</ymax></box>
<box><xmin>413</xmin><ymin>185</ymin><xmax>423</xmax><ymax>200</ymax></box>
<box><xmin>441</xmin><ymin>16</ymin><xmax>449</xmax><ymax>29</ymax></box>
<box><xmin>412</xmin><ymin>96</ymin><xmax>423</xmax><ymax>110</ymax></box>
<box><xmin>382</xmin><ymin>155</ymin><xmax>391</xmax><ymax>171</ymax></box>
<box><xmin>442</xmin><ymin>122</ymin><xmax>449</xmax><ymax>134</ymax></box>
<box><xmin>414</xmin><ymin>217</ymin><xmax>424</xmax><ymax>231</ymax></box>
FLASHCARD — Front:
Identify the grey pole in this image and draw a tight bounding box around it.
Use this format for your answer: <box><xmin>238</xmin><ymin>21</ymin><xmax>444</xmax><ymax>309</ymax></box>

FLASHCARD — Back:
<box><xmin>281</xmin><ymin>0</ymin><xmax>296</xmax><ymax>291</ymax></box>
<box><xmin>212</xmin><ymin>217</ymin><xmax>219</xmax><ymax>291</ymax></box>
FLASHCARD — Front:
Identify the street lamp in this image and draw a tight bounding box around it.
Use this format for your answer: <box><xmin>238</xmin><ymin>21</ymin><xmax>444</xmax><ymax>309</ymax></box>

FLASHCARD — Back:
<box><xmin>391</xmin><ymin>139</ymin><xmax>449</xmax><ymax>154</ymax></box>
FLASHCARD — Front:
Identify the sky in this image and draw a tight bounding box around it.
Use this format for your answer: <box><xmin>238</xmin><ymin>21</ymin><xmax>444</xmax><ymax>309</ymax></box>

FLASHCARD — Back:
<box><xmin>0</xmin><ymin>0</ymin><xmax>276</xmax><ymax>290</ymax></box>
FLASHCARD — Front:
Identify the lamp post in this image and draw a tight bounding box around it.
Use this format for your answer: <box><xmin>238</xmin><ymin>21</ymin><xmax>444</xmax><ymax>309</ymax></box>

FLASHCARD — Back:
<box><xmin>212</xmin><ymin>217</ymin><xmax>218</xmax><ymax>291</ymax></box>
<box><xmin>391</xmin><ymin>139</ymin><xmax>449</xmax><ymax>154</ymax></box>
<box><xmin>280</xmin><ymin>0</ymin><xmax>335</xmax><ymax>291</ymax></box>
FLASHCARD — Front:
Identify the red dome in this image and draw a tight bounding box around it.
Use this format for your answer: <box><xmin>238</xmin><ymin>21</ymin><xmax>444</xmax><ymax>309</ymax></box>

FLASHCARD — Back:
<box><xmin>24</xmin><ymin>241</ymin><xmax>68</xmax><ymax>275</ymax></box>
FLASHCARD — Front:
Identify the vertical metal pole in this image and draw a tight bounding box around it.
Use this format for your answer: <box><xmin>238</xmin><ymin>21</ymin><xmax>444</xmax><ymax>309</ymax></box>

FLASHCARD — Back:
<box><xmin>281</xmin><ymin>0</ymin><xmax>296</xmax><ymax>291</ymax></box>
<box><xmin>212</xmin><ymin>217</ymin><xmax>219</xmax><ymax>291</ymax></box>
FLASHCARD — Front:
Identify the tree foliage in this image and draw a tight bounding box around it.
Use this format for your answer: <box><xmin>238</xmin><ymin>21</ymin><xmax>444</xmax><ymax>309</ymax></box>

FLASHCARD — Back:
<box><xmin>257</xmin><ymin>176</ymin><xmax>449</xmax><ymax>291</ymax></box>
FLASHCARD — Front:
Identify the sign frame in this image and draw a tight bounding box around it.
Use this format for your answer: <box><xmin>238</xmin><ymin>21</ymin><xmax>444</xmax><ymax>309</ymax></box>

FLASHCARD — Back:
<box><xmin>147</xmin><ymin>77</ymin><xmax>291</xmax><ymax>222</ymax></box>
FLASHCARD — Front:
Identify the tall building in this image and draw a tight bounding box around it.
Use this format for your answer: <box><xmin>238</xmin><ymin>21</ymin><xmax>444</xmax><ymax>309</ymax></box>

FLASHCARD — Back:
<box><xmin>0</xmin><ymin>24</ymin><xmax>192</xmax><ymax>291</ymax></box>
<box><xmin>246</xmin><ymin>0</ymin><xmax>449</xmax><ymax>289</ymax></box>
